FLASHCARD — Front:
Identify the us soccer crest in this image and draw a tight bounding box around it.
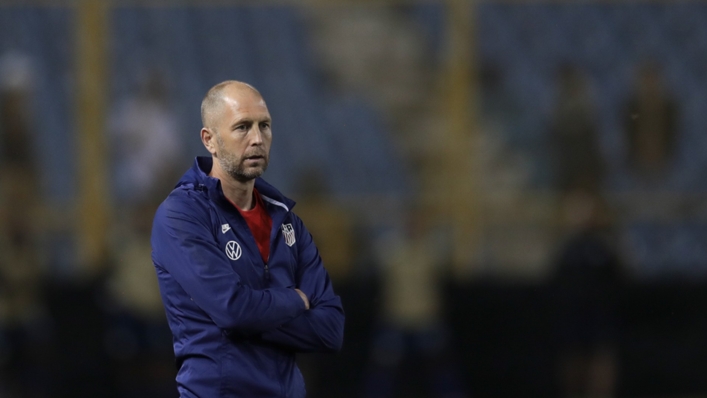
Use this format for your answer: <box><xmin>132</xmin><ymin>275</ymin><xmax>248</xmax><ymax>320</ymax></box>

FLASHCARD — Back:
<box><xmin>281</xmin><ymin>223</ymin><xmax>296</xmax><ymax>247</ymax></box>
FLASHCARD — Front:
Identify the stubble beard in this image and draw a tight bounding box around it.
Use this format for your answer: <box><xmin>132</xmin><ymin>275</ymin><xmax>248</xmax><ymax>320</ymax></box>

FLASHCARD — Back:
<box><xmin>215</xmin><ymin>135</ymin><xmax>268</xmax><ymax>182</ymax></box>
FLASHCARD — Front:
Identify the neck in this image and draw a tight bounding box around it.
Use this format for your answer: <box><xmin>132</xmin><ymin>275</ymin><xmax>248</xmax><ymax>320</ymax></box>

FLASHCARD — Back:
<box><xmin>209</xmin><ymin>160</ymin><xmax>255</xmax><ymax>210</ymax></box>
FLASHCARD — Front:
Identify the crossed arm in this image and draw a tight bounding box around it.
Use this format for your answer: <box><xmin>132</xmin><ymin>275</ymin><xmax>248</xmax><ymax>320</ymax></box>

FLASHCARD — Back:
<box><xmin>152</xmin><ymin>199</ymin><xmax>344</xmax><ymax>352</ymax></box>
<box><xmin>258</xmin><ymin>214</ymin><xmax>345</xmax><ymax>352</ymax></box>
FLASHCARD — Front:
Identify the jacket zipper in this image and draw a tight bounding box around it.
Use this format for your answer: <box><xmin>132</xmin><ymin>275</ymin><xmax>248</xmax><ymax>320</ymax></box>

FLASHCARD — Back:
<box><xmin>264</xmin><ymin>226</ymin><xmax>273</xmax><ymax>283</ymax></box>
<box><xmin>264</xmin><ymin>262</ymin><xmax>271</xmax><ymax>281</ymax></box>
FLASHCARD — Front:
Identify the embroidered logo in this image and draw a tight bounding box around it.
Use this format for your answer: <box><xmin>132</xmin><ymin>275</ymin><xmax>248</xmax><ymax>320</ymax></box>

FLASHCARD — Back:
<box><xmin>225</xmin><ymin>240</ymin><xmax>242</xmax><ymax>260</ymax></box>
<box><xmin>281</xmin><ymin>223</ymin><xmax>296</xmax><ymax>247</ymax></box>
<box><xmin>221</xmin><ymin>223</ymin><xmax>231</xmax><ymax>234</ymax></box>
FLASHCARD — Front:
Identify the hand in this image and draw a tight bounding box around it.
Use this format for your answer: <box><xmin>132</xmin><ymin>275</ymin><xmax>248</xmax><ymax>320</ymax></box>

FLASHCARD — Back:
<box><xmin>295</xmin><ymin>289</ymin><xmax>310</xmax><ymax>310</ymax></box>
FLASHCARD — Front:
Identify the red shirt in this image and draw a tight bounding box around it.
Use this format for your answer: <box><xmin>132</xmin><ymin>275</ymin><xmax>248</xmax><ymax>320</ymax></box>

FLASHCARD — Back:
<box><xmin>232</xmin><ymin>188</ymin><xmax>272</xmax><ymax>262</ymax></box>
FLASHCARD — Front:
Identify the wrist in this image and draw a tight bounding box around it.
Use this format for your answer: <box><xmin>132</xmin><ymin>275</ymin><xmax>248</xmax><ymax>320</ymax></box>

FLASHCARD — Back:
<box><xmin>294</xmin><ymin>288</ymin><xmax>310</xmax><ymax>310</ymax></box>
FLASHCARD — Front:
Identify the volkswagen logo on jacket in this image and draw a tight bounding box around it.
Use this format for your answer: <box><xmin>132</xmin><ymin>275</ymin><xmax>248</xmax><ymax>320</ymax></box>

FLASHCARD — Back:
<box><xmin>225</xmin><ymin>240</ymin><xmax>242</xmax><ymax>260</ymax></box>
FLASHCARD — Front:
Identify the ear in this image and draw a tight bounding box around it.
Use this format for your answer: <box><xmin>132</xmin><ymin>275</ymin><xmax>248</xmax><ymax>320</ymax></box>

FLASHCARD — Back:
<box><xmin>201</xmin><ymin>127</ymin><xmax>218</xmax><ymax>155</ymax></box>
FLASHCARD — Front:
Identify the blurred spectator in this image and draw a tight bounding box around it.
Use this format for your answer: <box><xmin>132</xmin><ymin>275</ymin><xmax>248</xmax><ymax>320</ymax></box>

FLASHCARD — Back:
<box><xmin>550</xmin><ymin>65</ymin><xmax>605</xmax><ymax>193</ymax></box>
<box><xmin>623</xmin><ymin>62</ymin><xmax>679</xmax><ymax>179</ymax></box>
<box><xmin>0</xmin><ymin>52</ymin><xmax>49</xmax><ymax>397</ymax></box>
<box><xmin>363</xmin><ymin>202</ymin><xmax>465</xmax><ymax>398</ymax></box>
<box><xmin>106</xmin><ymin>68</ymin><xmax>183</xmax><ymax>317</ymax></box>
<box><xmin>108</xmin><ymin>69</ymin><xmax>183</xmax><ymax>208</ymax></box>
<box><xmin>477</xmin><ymin>63</ymin><xmax>532</xmax><ymax>192</ymax></box>
<box><xmin>292</xmin><ymin>168</ymin><xmax>356</xmax><ymax>283</ymax></box>
<box><xmin>104</xmin><ymin>200</ymin><xmax>175</xmax><ymax>397</ymax></box>
<box><xmin>551</xmin><ymin>190</ymin><xmax>622</xmax><ymax>398</ymax></box>
<box><xmin>104</xmin><ymin>69</ymin><xmax>182</xmax><ymax>397</ymax></box>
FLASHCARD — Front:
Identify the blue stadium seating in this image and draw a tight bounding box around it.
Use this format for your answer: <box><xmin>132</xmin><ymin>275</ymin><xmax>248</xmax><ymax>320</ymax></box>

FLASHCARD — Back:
<box><xmin>110</xmin><ymin>6</ymin><xmax>410</xmax><ymax>197</ymax></box>
<box><xmin>5</xmin><ymin>3</ymin><xmax>707</xmax><ymax>275</ymax></box>
<box><xmin>0</xmin><ymin>6</ymin><xmax>410</xmax><ymax>201</ymax></box>
<box><xmin>411</xmin><ymin>2</ymin><xmax>707</xmax><ymax>275</ymax></box>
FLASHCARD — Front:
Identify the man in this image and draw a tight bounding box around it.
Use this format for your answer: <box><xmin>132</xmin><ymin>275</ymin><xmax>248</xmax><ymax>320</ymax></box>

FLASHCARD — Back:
<box><xmin>151</xmin><ymin>81</ymin><xmax>345</xmax><ymax>397</ymax></box>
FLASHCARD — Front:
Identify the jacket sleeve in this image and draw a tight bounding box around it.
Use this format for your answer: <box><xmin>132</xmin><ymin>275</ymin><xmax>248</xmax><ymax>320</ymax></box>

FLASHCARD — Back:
<box><xmin>151</xmin><ymin>193</ymin><xmax>306</xmax><ymax>334</ymax></box>
<box><xmin>259</xmin><ymin>214</ymin><xmax>345</xmax><ymax>352</ymax></box>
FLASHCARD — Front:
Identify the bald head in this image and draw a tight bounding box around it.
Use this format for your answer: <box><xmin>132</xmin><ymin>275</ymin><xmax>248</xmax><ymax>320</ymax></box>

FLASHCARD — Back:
<box><xmin>201</xmin><ymin>80</ymin><xmax>263</xmax><ymax>131</ymax></box>
<box><xmin>199</xmin><ymin>80</ymin><xmax>272</xmax><ymax>187</ymax></box>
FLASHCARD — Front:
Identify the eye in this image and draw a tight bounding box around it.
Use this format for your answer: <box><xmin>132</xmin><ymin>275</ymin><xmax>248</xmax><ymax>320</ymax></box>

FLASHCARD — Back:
<box><xmin>234</xmin><ymin>124</ymin><xmax>247</xmax><ymax>132</ymax></box>
<box><xmin>259</xmin><ymin>122</ymin><xmax>270</xmax><ymax>130</ymax></box>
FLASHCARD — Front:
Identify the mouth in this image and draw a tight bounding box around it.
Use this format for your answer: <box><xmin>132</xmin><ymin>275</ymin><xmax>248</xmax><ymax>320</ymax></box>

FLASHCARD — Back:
<box><xmin>244</xmin><ymin>155</ymin><xmax>265</xmax><ymax>163</ymax></box>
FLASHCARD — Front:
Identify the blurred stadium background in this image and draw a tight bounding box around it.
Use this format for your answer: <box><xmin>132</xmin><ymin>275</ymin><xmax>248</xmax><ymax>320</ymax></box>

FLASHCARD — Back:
<box><xmin>1</xmin><ymin>0</ymin><xmax>707</xmax><ymax>397</ymax></box>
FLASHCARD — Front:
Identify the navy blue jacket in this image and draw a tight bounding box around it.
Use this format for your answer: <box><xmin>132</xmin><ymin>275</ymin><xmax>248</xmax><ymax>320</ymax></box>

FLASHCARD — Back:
<box><xmin>151</xmin><ymin>157</ymin><xmax>345</xmax><ymax>397</ymax></box>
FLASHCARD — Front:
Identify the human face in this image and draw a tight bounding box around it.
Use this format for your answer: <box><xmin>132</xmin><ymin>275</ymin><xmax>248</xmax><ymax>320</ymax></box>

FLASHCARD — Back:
<box><xmin>210</xmin><ymin>88</ymin><xmax>272</xmax><ymax>182</ymax></box>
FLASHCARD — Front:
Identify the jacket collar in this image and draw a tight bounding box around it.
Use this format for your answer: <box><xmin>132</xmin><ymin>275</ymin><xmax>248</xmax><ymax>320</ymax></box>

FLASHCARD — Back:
<box><xmin>177</xmin><ymin>156</ymin><xmax>296</xmax><ymax>212</ymax></box>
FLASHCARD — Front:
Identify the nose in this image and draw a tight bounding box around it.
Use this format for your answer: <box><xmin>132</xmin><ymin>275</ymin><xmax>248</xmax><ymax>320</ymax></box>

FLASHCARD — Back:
<box><xmin>249</xmin><ymin>126</ymin><xmax>264</xmax><ymax>145</ymax></box>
